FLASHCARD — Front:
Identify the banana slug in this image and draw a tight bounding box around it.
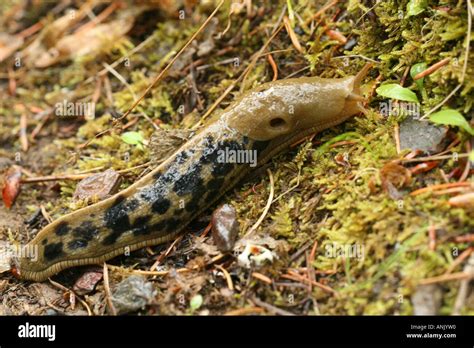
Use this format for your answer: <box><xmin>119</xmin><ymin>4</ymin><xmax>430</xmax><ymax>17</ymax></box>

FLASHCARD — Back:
<box><xmin>15</xmin><ymin>64</ymin><xmax>371</xmax><ymax>281</ymax></box>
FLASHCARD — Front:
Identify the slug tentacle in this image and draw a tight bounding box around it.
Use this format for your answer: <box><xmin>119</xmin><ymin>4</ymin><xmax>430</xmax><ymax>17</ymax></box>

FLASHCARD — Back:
<box><xmin>16</xmin><ymin>64</ymin><xmax>371</xmax><ymax>281</ymax></box>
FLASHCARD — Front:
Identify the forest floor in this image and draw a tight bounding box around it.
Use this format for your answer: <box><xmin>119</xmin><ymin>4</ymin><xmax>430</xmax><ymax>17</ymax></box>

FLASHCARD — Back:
<box><xmin>0</xmin><ymin>0</ymin><xmax>473</xmax><ymax>315</ymax></box>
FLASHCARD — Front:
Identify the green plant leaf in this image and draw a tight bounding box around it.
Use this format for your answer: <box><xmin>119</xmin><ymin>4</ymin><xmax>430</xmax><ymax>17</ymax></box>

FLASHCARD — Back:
<box><xmin>121</xmin><ymin>131</ymin><xmax>145</xmax><ymax>149</ymax></box>
<box><xmin>410</xmin><ymin>62</ymin><xmax>428</xmax><ymax>100</ymax></box>
<box><xmin>429</xmin><ymin>109</ymin><xmax>474</xmax><ymax>135</ymax></box>
<box><xmin>410</xmin><ymin>62</ymin><xmax>427</xmax><ymax>92</ymax></box>
<box><xmin>190</xmin><ymin>294</ymin><xmax>203</xmax><ymax>311</ymax></box>
<box><xmin>406</xmin><ymin>0</ymin><xmax>427</xmax><ymax>17</ymax></box>
<box><xmin>376</xmin><ymin>84</ymin><xmax>419</xmax><ymax>103</ymax></box>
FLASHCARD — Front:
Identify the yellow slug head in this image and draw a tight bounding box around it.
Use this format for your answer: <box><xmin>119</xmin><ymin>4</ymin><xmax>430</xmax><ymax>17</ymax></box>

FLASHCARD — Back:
<box><xmin>225</xmin><ymin>63</ymin><xmax>371</xmax><ymax>141</ymax></box>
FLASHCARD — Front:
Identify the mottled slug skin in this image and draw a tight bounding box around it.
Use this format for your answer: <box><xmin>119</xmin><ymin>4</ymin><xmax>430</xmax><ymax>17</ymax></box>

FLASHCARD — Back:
<box><xmin>17</xmin><ymin>65</ymin><xmax>370</xmax><ymax>281</ymax></box>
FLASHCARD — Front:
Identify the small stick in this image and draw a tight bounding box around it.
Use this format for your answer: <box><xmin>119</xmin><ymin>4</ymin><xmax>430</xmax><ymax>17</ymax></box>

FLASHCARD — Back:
<box><xmin>413</xmin><ymin>58</ymin><xmax>450</xmax><ymax>80</ymax></box>
<box><xmin>21</xmin><ymin>162</ymin><xmax>151</xmax><ymax>184</ymax></box>
<box><xmin>267</xmin><ymin>54</ymin><xmax>278</xmax><ymax>81</ymax></box>
<box><xmin>224</xmin><ymin>307</ymin><xmax>265</xmax><ymax>316</ymax></box>
<box><xmin>305</xmin><ymin>0</ymin><xmax>339</xmax><ymax>25</ymax></box>
<box><xmin>445</xmin><ymin>247</ymin><xmax>473</xmax><ymax>274</ymax></box>
<box><xmin>199</xmin><ymin>222</ymin><xmax>212</xmax><ymax>238</ymax></box>
<box><xmin>400</xmin><ymin>153</ymin><xmax>470</xmax><ymax>163</ymax></box>
<box><xmin>245</xmin><ymin>169</ymin><xmax>275</xmax><ymax>237</ymax></box>
<box><xmin>103</xmin><ymin>263</ymin><xmax>117</xmax><ymax>316</ymax></box>
<box><xmin>150</xmin><ymin>235</ymin><xmax>183</xmax><ymax>271</ymax></box>
<box><xmin>283</xmin><ymin>16</ymin><xmax>303</xmax><ymax>53</ymax></box>
<box><xmin>251</xmin><ymin>272</ymin><xmax>273</xmax><ymax>284</ymax></box>
<box><xmin>394</xmin><ymin>123</ymin><xmax>401</xmax><ymax>154</ymax></box>
<box><xmin>48</xmin><ymin>278</ymin><xmax>92</xmax><ymax>316</ymax></box>
<box><xmin>19</xmin><ymin>113</ymin><xmax>28</xmax><ymax>152</ymax></box>
<box><xmin>40</xmin><ymin>205</ymin><xmax>52</xmax><ymax>223</ymax></box>
<box><xmin>75</xmin><ymin>2</ymin><xmax>119</xmax><ymax>34</ymax></box>
<box><xmin>251</xmin><ymin>296</ymin><xmax>295</xmax><ymax>316</ymax></box>
<box><xmin>215</xmin><ymin>264</ymin><xmax>234</xmax><ymax>290</ymax></box>
<box><xmin>419</xmin><ymin>271</ymin><xmax>472</xmax><ymax>285</ymax></box>
<box><xmin>410</xmin><ymin>182</ymin><xmax>473</xmax><ymax>196</ymax></box>
<box><xmin>282</xmin><ymin>272</ymin><xmax>336</xmax><ymax>294</ymax></box>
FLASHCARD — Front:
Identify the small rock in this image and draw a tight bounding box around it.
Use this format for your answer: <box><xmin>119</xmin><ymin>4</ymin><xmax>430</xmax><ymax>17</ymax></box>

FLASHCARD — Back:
<box><xmin>73</xmin><ymin>169</ymin><xmax>121</xmax><ymax>202</ymax></box>
<box><xmin>44</xmin><ymin>309</ymin><xmax>58</xmax><ymax>316</ymax></box>
<box><xmin>211</xmin><ymin>204</ymin><xmax>240</xmax><ymax>252</ymax></box>
<box><xmin>73</xmin><ymin>269</ymin><xmax>103</xmax><ymax>295</ymax></box>
<box><xmin>111</xmin><ymin>275</ymin><xmax>155</xmax><ymax>314</ymax></box>
<box><xmin>400</xmin><ymin>118</ymin><xmax>448</xmax><ymax>154</ymax></box>
<box><xmin>412</xmin><ymin>284</ymin><xmax>443</xmax><ymax>315</ymax></box>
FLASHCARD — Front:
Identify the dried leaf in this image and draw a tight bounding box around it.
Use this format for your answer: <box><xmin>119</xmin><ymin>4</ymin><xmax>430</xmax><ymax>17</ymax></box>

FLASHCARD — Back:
<box><xmin>73</xmin><ymin>169</ymin><xmax>121</xmax><ymax>202</ymax></box>
<box><xmin>2</xmin><ymin>166</ymin><xmax>22</xmax><ymax>209</ymax></box>
<box><xmin>380</xmin><ymin>162</ymin><xmax>411</xmax><ymax>199</ymax></box>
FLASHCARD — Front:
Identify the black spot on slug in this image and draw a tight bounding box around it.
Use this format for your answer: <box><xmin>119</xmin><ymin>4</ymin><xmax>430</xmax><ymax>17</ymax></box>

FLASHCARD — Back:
<box><xmin>68</xmin><ymin>239</ymin><xmax>88</xmax><ymax>250</ymax></box>
<box><xmin>102</xmin><ymin>197</ymin><xmax>139</xmax><ymax>245</ymax></box>
<box><xmin>131</xmin><ymin>215</ymin><xmax>153</xmax><ymax>236</ymax></box>
<box><xmin>72</xmin><ymin>221</ymin><xmax>99</xmax><ymax>241</ymax></box>
<box><xmin>151</xmin><ymin>197</ymin><xmax>171</xmax><ymax>214</ymax></box>
<box><xmin>54</xmin><ymin>221</ymin><xmax>69</xmax><ymax>236</ymax></box>
<box><xmin>175</xmin><ymin>150</ymin><xmax>189</xmax><ymax>164</ymax></box>
<box><xmin>185</xmin><ymin>195</ymin><xmax>202</xmax><ymax>213</ymax></box>
<box><xmin>173</xmin><ymin>164</ymin><xmax>204</xmax><ymax>196</ymax></box>
<box><xmin>44</xmin><ymin>242</ymin><xmax>64</xmax><ymax>261</ymax></box>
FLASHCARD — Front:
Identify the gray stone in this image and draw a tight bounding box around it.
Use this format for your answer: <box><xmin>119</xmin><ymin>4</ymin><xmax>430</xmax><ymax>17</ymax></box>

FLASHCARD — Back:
<box><xmin>111</xmin><ymin>275</ymin><xmax>156</xmax><ymax>314</ymax></box>
<box><xmin>399</xmin><ymin>118</ymin><xmax>448</xmax><ymax>154</ymax></box>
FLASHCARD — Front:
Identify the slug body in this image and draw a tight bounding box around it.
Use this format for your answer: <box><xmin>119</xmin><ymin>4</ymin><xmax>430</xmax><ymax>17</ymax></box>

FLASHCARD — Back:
<box><xmin>17</xmin><ymin>66</ymin><xmax>370</xmax><ymax>281</ymax></box>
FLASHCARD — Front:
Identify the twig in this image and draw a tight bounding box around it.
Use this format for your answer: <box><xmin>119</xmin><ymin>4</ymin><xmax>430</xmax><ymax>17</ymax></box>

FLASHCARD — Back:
<box><xmin>21</xmin><ymin>162</ymin><xmax>152</xmax><ymax>184</ymax></box>
<box><xmin>224</xmin><ymin>306</ymin><xmax>265</xmax><ymax>316</ymax></box>
<box><xmin>394</xmin><ymin>123</ymin><xmax>401</xmax><ymax>154</ymax></box>
<box><xmin>400</xmin><ymin>153</ymin><xmax>470</xmax><ymax>163</ymax></box>
<box><xmin>419</xmin><ymin>271</ymin><xmax>473</xmax><ymax>285</ymax></box>
<box><xmin>283</xmin><ymin>16</ymin><xmax>303</xmax><ymax>53</ymax></box>
<box><xmin>19</xmin><ymin>113</ymin><xmax>28</xmax><ymax>152</ymax></box>
<box><xmin>453</xmin><ymin>254</ymin><xmax>474</xmax><ymax>314</ymax></box>
<box><xmin>40</xmin><ymin>205</ymin><xmax>52</xmax><ymax>223</ymax></box>
<box><xmin>149</xmin><ymin>235</ymin><xmax>183</xmax><ymax>271</ymax></box>
<box><xmin>199</xmin><ymin>221</ymin><xmax>213</xmax><ymax>238</ymax></box>
<box><xmin>103</xmin><ymin>263</ymin><xmax>117</xmax><ymax>316</ymax></box>
<box><xmin>251</xmin><ymin>272</ymin><xmax>273</xmax><ymax>284</ymax></box>
<box><xmin>267</xmin><ymin>54</ymin><xmax>278</xmax><ymax>81</ymax></box>
<box><xmin>446</xmin><ymin>247</ymin><xmax>473</xmax><ymax>274</ymax></box>
<box><xmin>281</xmin><ymin>272</ymin><xmax>336</xmax><ymax>294</ymax></box>
<box><xmin>48</xmin><ymin>279</ymin><xmax>92</xmax><ymax>316</ymax></box>
<box><xmin>305</xmin><ymin>0</ymin><xmax>339</xmax><ymax>25</ymax></box>
<box><xmin>245</xmin><ymin>169</ymin><xmax>275</xmax><ymax>237</ymax></box>
<box><xmin>410</xmin><ymin>182</ymin><xmax>473</xmax><ymax>196</ymax></box>
<box><xmin>215</xmin><ymin>264</ymin><xmax>234</xmax><ymax>290</ymax></box>
<box><xmin>414</xmin><ymin>58</ymin><xmax>450</xmax><ymax>80</ymax></box>
<box><xmin>251</xmin><ymin>296</ymin><xmax>295</xmax><ymax>316</ymax></box>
